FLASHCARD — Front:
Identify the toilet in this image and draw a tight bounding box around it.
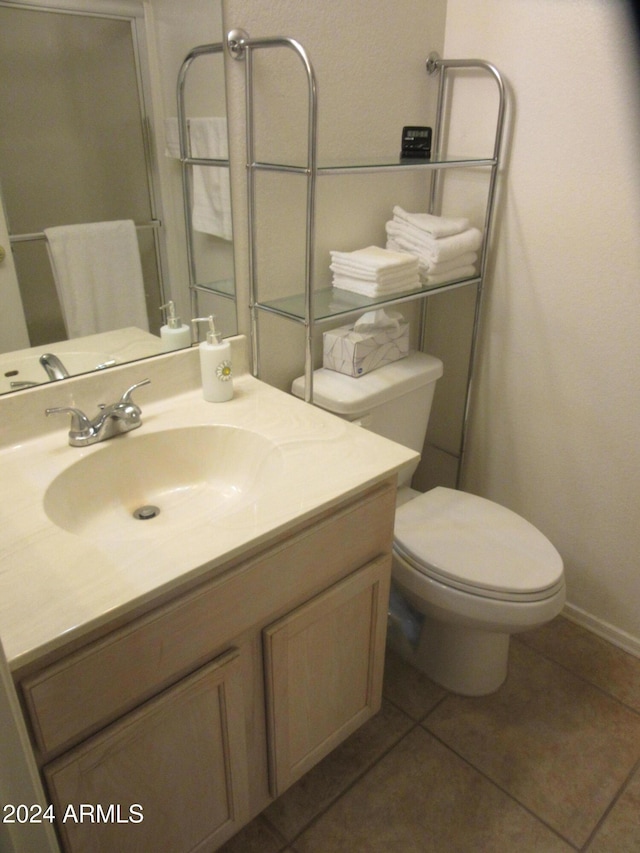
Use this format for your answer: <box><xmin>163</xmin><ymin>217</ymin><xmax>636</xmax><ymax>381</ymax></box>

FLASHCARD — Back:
<box><xmin>292</xmin><ymin>352</ymin><xmax>565</xmax><ymax>695</ymax></box>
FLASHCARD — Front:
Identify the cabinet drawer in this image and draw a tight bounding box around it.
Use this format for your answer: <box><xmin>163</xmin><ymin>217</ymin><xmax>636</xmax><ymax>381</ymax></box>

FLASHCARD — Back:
<box><xmin>21</xmin><ymin>480</ymin><xmax>395</xmax><ymax>758</ymax></box>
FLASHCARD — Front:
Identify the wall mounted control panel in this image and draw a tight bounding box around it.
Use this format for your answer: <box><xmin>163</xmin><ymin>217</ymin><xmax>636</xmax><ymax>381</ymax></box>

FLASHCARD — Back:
<box><xmin>400</xmin><ymin>126</ymin><xmax>432</xmax><ymax>159</ymax></box>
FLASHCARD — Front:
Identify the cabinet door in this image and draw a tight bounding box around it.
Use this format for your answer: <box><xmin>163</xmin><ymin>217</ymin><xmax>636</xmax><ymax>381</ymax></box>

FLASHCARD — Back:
<box><xmin>44</xmin><ymin>649</ymin><xmax>250</xmax><ymax>853</ymax></box>
<box><xmin>263</xmin><ymin>556</ymin><xmax>390</xmax><ymax>795</ymax></box>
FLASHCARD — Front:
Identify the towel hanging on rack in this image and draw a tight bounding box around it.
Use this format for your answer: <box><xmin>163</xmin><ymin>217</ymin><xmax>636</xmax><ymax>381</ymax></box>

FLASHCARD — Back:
<box><xmin>165</xmin><ymin>116</ymin><xmax>233</xmax><ymax>241</ymax></box>
<box><xmin>44</xmin><ymin>220</ymin><xmax>149</xmax><ymax>339</ymax></box>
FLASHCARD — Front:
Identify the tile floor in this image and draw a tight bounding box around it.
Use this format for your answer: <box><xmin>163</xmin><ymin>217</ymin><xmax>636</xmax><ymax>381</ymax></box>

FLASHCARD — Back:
<box><xmin>220</xmin><ymin>616</ymin><xmax>640</xmax><ymax>852</ymax></box>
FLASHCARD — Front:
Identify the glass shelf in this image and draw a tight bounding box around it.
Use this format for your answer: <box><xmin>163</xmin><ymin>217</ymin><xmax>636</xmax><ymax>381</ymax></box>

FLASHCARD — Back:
<box><xmin>192</xmin><ymin>278</ymin><xmax>235</xmax><ymax>300</ymax></box>
<box><xmin>256</xmin><ymin>274</ymin><xmax>481</xmax><ymax>324</ymax></box>
<box><xmin>252</xmin><ymin>154</ymin><xmax>495</xmax><ymax>176</ymax></box>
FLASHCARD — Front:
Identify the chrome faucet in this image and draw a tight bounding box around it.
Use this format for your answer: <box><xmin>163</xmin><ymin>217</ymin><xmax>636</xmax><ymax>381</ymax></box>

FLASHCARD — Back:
<box><xmin>39</xmin><ymin>353</ymin><xmax>70</xmax><ymax>381</ymax></box>
<box><xmin>45</xmin><ymin>379</ymin><xmax>151</xmax><ymax>446</ymax></box>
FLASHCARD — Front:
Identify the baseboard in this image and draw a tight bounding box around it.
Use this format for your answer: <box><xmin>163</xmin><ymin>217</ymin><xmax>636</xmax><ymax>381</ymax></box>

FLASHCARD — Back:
<box><xmin>563</xmin><ymin>603</ymin><xmax>640</xmax><ymax>658</ymax></box>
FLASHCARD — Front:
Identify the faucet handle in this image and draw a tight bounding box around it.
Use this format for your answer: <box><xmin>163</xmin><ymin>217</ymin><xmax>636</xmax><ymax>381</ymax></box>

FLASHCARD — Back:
<box><xmin>118</xmin><ymin>378</ymin><xmax>151</xmax><ymax>406</ymax></box>
<box><xmin>45</xmin><ymin>406</ymin><xmax>92</xmax><ymax>436</ymax></box>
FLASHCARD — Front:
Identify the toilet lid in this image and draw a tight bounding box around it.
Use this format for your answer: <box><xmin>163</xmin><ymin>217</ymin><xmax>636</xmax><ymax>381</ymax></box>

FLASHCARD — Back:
<box><xmin>394</xmin><ymin>488</ymin><xmax>564</xmax><ymax>600</ymax></box>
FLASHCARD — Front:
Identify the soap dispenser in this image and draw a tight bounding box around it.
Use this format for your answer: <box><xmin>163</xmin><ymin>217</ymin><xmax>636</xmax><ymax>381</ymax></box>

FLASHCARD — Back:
<box><xmin>192</xmin><ymin>316</ymin><xmax>233</xmax><ymax>402</ymax></box>
<box><xmin>159</xmin><ymin>301</ymin><xmax>191</xmax><ymax>352</ymax></box>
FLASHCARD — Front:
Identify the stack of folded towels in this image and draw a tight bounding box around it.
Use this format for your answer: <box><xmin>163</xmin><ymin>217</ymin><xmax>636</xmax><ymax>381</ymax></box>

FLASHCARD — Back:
<box><xmin>386</xmin><ymin>205</ymin><xmax>482</xmax><ymax>284</ymax></box>
<box><xmin>330</xmin><ymin>245</ymin><xmax>421</xmax><ymax>298</ymax></box>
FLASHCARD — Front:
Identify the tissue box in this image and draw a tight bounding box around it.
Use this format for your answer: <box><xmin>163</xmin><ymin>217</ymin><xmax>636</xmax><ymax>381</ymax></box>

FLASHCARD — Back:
<box><xmin>323</xmin><ymin>311</ymin><xmax>409</xmax><ymax>377</ymax></box>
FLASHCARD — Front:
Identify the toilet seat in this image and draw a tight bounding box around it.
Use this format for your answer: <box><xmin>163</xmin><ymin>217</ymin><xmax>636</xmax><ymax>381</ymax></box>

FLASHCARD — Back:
<box><xmin>393</xmin><ymin>488</ymin><xmax>564</xmax><ymax>603</ymax></box>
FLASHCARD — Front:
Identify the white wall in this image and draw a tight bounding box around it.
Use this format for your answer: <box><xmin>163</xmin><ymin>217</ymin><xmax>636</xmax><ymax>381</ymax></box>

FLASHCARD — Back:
<box><xmin>445</xmin><ymin>0</ymin><xmax>640</xmax><ymax>652</ymax></box>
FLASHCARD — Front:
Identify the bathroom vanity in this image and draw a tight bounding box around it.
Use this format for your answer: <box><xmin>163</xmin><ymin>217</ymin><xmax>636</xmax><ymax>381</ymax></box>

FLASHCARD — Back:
<box><xmin>0</xmin><ymin>341</ymin><xmax>415</xmax><ymax>852</ymax></box>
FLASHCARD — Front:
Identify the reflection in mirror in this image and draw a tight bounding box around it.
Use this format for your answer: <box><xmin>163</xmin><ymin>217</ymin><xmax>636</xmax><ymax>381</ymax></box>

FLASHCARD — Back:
<box><xmin>0</xmin><ymin>0</ymin><xmax>235</xmax><ymax>395</ymax></box>
<box><xmin>174</xmin><ymin>41</ymin><xmax>237</xmax><ymax>330</ymax></box>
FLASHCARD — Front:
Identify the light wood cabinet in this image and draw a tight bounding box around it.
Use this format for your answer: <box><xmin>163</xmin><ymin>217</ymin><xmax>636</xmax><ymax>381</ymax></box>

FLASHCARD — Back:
<box><xmin>44</xmin><ymin>649</ymin><xmax>250</xmax><ymax>853</ymax></box>
<box><xmin>264</xmin><ymin>556</ymin><xmax>389</xmax><ymax>796</ymax></box>
<box><xmin>16</xmin><ymin>479</ymin><xmax>396</xmax><ymax>852</ymax></box>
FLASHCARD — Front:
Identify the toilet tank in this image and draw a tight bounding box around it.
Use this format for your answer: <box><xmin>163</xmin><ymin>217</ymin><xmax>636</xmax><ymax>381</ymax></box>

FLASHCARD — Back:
<box><xmin>291</xmin><ymin>352</ymin><xmax>443</xmax><ymax>486</ymax></box>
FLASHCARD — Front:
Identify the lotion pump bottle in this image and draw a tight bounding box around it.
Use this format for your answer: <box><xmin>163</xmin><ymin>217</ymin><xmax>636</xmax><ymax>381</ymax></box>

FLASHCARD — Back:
<box><xmin>159</xmin><ymin>301</ymin><xmax>191</xmax><ymax>351</ymax></box>
<box><xmin>192</xmin><ymin>316</ymin><xmax>233</xmax><ymax>402</ymax></box>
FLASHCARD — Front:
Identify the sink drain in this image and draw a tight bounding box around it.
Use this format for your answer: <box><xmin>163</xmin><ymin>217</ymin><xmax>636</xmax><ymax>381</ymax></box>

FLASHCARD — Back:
<box><xmin>133</xmin><ymin>505</ymin><xmax>161</xmax><ymax>521</ymax></box>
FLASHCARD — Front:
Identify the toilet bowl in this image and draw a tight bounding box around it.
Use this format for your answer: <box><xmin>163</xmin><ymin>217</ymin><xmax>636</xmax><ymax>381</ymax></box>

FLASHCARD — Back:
<box><xmin>292</xmin><ymin>351</ymin><xmax>566</xmax><ymax>695</ymax></box>
<box><xmin>390</xmin><ymin>486</ymin><xmax>565</xmax><ymax>694</ymax></box>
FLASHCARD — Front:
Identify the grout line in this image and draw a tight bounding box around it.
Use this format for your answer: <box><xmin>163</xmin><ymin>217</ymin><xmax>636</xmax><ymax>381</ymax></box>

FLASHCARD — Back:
<box><xmin>419</xmin><ymin>690</ymin><xmax>453</xmax><ymax>721</ymax></box>
<box><xmin>261</xmin><ymin>817</ymin><xmax>291</xmax><ymax>852</ymax></box>
<box><xmin>259</xmin><ymin>811</ymin><xmax>293</xmax><ymax>849</ymax></box>
<box><xmin>513</xmin><ymin>635</ymin><xmax>640</xmax><ymax>719</ymax></box>
<box><xmin>578</xmin><ymin>756</ymin><xmax>640</xmax><ymax>851</ymax></box>
<box><xmin>273</xmin><ymin>722</ymin><xmax>421</xmax><ymax>848</ymax></box>
<box><xmin>421</xmin><ymin>724</ymin><xmax>581</xmax><ymax>850</ymax></box>
<box><xmin>260</xmin><ymin>813</ymin><xmax>291</xmax><ymax>848</ymax></box>
<box><xmin>383</xmin><ymin>688</ymin><xmax>450</xmax><ymax>724</ymax></box>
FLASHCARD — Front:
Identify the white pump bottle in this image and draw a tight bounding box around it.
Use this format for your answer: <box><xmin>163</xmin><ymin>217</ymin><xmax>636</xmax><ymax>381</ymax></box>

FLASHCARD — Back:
<box><xmin>159</xmin><ymin>301</ymin><xmax>191</xmax><ymax>351</ymax></box>
<box><xmin>191</xmin><ymin>316</ymin><xmax>233</xmax><ymax>402</ymax></box>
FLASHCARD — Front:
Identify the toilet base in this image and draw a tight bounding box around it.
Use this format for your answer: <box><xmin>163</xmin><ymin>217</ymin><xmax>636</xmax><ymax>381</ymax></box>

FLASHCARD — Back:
<box><xmin>390</xmin><ymin>615</ymin><xmax>511</xmax><ymax>696</ymax></box>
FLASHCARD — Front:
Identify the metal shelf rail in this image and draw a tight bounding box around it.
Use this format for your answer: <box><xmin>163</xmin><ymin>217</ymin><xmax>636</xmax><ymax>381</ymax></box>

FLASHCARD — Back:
<box><xmin>176</xmin><ymin>42</ymin><xmax>236</xmax><ymax>324</ymax></box>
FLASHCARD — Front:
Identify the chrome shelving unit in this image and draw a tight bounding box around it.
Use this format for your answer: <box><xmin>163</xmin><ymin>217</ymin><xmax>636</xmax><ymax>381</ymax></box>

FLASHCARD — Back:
<box><xmin>177</xmin><ymin>43</ymin><xmax>236</xmax><ymax>323</ymax></box>
<box><xmin>229</xmin><ymin>30</ymin><xmax>506</xmax><ymax>485</ymax></box>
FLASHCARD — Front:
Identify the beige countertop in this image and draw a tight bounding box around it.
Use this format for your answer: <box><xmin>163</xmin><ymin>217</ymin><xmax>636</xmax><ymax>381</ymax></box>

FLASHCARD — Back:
<box><xmin>0</xmin><ymin>340</ymin><xmax>416</xmax><ymax>670</ymax></box>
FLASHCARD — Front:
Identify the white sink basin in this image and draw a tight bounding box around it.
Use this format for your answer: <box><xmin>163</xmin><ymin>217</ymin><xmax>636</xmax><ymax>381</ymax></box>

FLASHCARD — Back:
<box><xmin>43</xmin><ymin>426</ymin><xmax>282</xmax><ymax>540</ymax></box>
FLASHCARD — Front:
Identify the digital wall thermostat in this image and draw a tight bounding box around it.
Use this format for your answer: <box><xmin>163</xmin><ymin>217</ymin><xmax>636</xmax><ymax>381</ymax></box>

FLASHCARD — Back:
<box><xmin>401</xmin><ymin>126</ymin><xmax>432</xmax><ymax>159</ymax></box>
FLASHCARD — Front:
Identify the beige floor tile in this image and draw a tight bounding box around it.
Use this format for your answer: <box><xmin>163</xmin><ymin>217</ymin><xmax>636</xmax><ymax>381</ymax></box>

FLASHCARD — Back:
<box><xmin>383</xmin><ymin>647</ymin><xmax>448</xmax><ymax>720</ymax></box>
<box><xmin>586</xmin><ymin>762</ymin><xmax>640</xmax><ymax>852</ymax></box>
<box><xmin>294</xmin><ymin>727</ymin><xmax>572</xmax><ymax>852</ymax></box>
<box><xmin>424</xmin><ymin>642</ymin><xmax>640</xmax><ymax>847</ymax></box>
<box><xmin>217</xmin><ymin>815</ymin><xmax>286</xmax><ymax>853</ymax></box>
<box><xmin>264</xmin><ymin>698</ymin><xmax>413</xmax><ymax>840</ymax></box>
<box><xmin>517</xmin><ymin>616</ymin><xmax>640</xmax><ymax>712</ymax></box>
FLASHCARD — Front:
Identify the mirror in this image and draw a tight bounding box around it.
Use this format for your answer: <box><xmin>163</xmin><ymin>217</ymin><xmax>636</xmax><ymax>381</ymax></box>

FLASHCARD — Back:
<box><xmin>0</xmin><ymin>0</ymin><xmax>236</xmax><ymax>395</ymax></box>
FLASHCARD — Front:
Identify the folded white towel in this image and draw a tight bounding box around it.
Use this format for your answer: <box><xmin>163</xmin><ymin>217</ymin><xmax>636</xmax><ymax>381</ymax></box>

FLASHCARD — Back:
<box><xmin>333</xmin><ymin>274</ymin><xmax>421</xmax><ymax>298</ymax></box>
<box><xmin>423</xmin><ymin>251</ymin><xmax>478</xmax><ymax>274</ymax></box>
<box><xmin>330</xmin><ymin>245</ymin><xmax>419</xmax><ymax>275</ymax></box>
<box><xmin>45</xmin><ymin>221</ymin><xmax>149</xmax><ymax>339</ymax></box>
<box><xmin>421</xmin><ymin>265</ymin><xmax>477</xmax><ymax>285</ymax></box>
<box><xmin>164</xmin><ymin>116</ymin><xmax>232</xmax><ymax>241</ymax></box>
<box><xmin>386</xmin><ymin>240</ymin><xmax>478</xmax><ymax>275</ymax></box>
<box><xmin>386</xmin><ymin>221</ymin><xmax>483</xmax><ymax>264</ymax></box>
<box><xmin>392</xmin><ymin>206</ymin><xmax>470</xmax><ymax>238</ymax></box>
<box><xmin>330</xmin><ymin>262</ymin><xmax>419</xmax><ymax>286</ymax></box>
